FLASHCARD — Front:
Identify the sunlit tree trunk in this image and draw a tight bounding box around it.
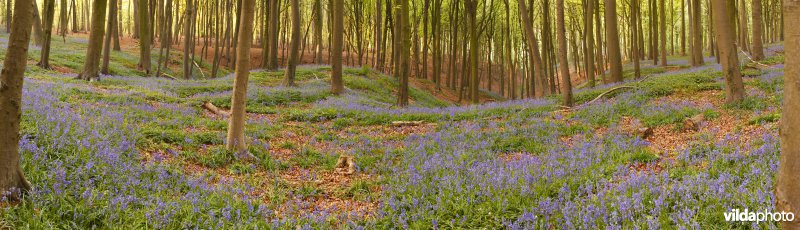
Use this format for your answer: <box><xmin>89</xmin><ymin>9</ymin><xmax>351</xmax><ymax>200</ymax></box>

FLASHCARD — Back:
<box><xmin>517</xmin><ymin>0</ymin><xmax>547</xmax><ymax>98</ymax></box>
<box><xmin>101</xmin><ymin>0</ymin><xmax>117</xmax><ymax>74</ymax></box>
<box><xmin>226</xmin><ymin>0</ymin><xmax>256</xmax><ymax>155</ymax></box>
<box><xmin>396</xmin><ymin>0</ymin><xmax>410</xmax><ymax>106</ymax></box>
<box><xmin>605</xmin><ymin>0</ymin><xmax>623</xmax><ymax>82</ymax></box>
<box><xmin>777</xmin><ymin>2</ymin><xmax>800</xmax><ymax>229</ymax></box>
<box><xmin>0</xmin><ymin>0</ymin><xmax>34</xmax><ymax>200</ymax></box>
<box><xmin>752</xmin><ymin>0</ymin><xmax>765</xmax><ymax>60</ymax></box>
<box><xmin>331</xmin><ymin>0</ymin><xmax>344</xmax><ymax>94</ymax></box>
<box><xmin>711</xmin><ymin>0</ymin><xmax>745</xmax><ymax>104</ymax></box>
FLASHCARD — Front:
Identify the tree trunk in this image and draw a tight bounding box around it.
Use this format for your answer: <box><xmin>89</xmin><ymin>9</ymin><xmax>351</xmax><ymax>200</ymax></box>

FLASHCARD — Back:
<box><xmin>690</xmin><ymin>0</ymin><xmax>704</xmax><ymax>66</ymax></box>
<box><xmin>659</xmin><ymin>0</ymin><xmax>667</xmax><ymax>66</ymax></box>
<box><xmin>284</xmin><ymin>0</ymin><xmax>301</xmax><ymax>86</ymax></box>
<box><xmin>226</xmin><ymin>0</ymin><xmax>256</xmax><ymax>155</ymax></box>
<box><xmin>331</xmin><ymin>0</ymin><xmax>344</xmax><ymax>94</ymax></box>
<box><xmin>711</xmin><ymin>0</ymin><xmax>745</xmax><ymax>104</ymax></box>
<box><xmin>0</xmin><ymin>0</ymin><xmax>34</xmax><ymax>199</ymax></box>
<box><xmin>101</xmin><ymin>0</ymin><xmax>117</xmax><ymax>74</ymax></box>
<box><xmin>556</xmin><ymin>0</ymin><xmax>572</xmax><ymax>106</ymax></box>
<box><xmin>183</xmin><ymin>0</ymin><xmax>194</xmax><ymax>79</ymax></box>
<box><xmin>138</xmin><ymin>0</ymin><xmax>151</xmax><ymax>75</ymax></box>
<box><xmin>77</xmin><ymin>0</ymin><xmax>108</xmax><ymax>81</ymax></box>
<box><xmin>396</xmin><ymin>0</ymin><xmax>410</xmax><ymax>106</ymax></box>
<box><xmin>752</xmin><ymin>0</ymin><xmax>765</xmax><ymax>60</ymax></box>
<box><xmin>777</xmin><ymin>2</ymin><xmax>800</xmax><ymax>229</ymax></box>
<box><xmin>266</xmin><ymin>0</ymin><xmax>279</xmax><ymax>70</ymax></box>
<box><xmin>313</xmin><ymin>0</ymin><xmax>323</xmax><ymax>64</ymax></box>
<box><xmin>32</xmin><ymin>0</ymin><xmax>44</xmax><ymax>46</ymax></box>
<box><xmin>517</xmin><ymin>0</ymin><xmax>547</xmax><ymax>98</ymax></box>
<box><xmin>465</xmin><ymin>0</ymin><xmax>478</xmax><ymax>103</ymax></box>
<box><xmin>37</xmin><ymin>0</ymin><xmax>56</xmax><ymax>69</ymax></box>
<box><xmin>584</xmin><ymin>0</ymin><xmax>595</xmax><ymax>88</ymax></box>
<box><xmin>605</xmin><ymin>0</ymin><xmax>623</xmax><ymax>82</ymax></box>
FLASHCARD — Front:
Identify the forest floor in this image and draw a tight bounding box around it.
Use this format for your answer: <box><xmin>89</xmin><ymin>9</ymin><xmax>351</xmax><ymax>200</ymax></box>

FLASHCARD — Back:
<box><xmin>0</xmin><ymin>33</ymin><xmax>787</xmax><ymax>229</ymax></box>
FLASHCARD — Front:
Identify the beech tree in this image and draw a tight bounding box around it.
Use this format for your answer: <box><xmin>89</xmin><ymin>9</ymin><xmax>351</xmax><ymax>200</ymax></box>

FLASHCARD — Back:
<box><xmin>284</xmin><ymin>0</ymin><xmax>301</xmax><ymax>86</ymax></box>
<box><xmin>556</xmin><ymin>0</ymin><xmax>572</xmax><ymax>106</ymax></box>
<box><xmin>76</xmin><ymin>0</ymin><xmax>107</xmax><ymax>81</ymax></box>
<box><xmin>137</xmin><ymin>0</ymin><xmax>150</xmax><ymax>75</ymax></box>
<box><xmin>604</xmin><ymin>0</ymin><xmax>623</xmax><ymax>82</ymax></box>
<box><xmin>778</xmin><ymin>1</ymin><xmax>800</xmax><ymax>229</ymax></box>
<box><xmin>0</xmin><ymin>0</ymin><xmax>34</xmax><ymax>200</ymax></box>
<box><xmin>711</xmin><ymin>0</ymin><xmax>745</xmax><ymax>104</ymax></box>
<box><xmin>331</xmin><ymin>0</ymin><xmax>343</xmax><ymax>95</ymax></box>
<box><xmin>37</xmin><ymin>0</ymin><xmax>56</xmax><ymax>69</ymax></box>
<box><xmin>396</xmin><ymin>0</ymin><xmax>410</xmax><ymax>106</ymax></box>
<box><xmin>226</xmin><ymin>0</ymin><xmax>257</xmax><ymax>155</ymax></box>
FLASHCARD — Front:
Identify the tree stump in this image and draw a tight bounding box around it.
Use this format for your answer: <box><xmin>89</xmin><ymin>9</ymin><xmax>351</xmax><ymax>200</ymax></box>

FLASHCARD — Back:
<box><xmin>334</xmin><ymin>155</ymin><xmax>355</xmax><ymax>175</ymax></box>
<box><xmin>683</xmin><ymin>114</ymin><xmax>705</xmax><ymax>132</ymax></box>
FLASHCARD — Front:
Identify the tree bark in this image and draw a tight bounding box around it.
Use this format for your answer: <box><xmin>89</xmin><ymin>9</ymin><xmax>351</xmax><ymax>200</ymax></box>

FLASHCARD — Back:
<box><xmin>517</xmin><ymin>0</ymin><xmax>547</xmax><ymax>98</ymax></box>
<box><xmin>752</xmin><ymin>0</ymin><xmax>765</xmax><ymax>60</ymax></box>
<box><xmin>284</xmin><ymin>0</ymin><xmax>301</xmax><ymax>86</ymax></box>
<box><xmin>77</xmin><ymin>0</ymin><xmax>108</xmax><ymax>81</ymax></box>
<box><xmin>659</xmin><ymin>0</ymin><xmax>667</xmax><ymax>66</ymax></box>
<box><xmin>266</xmin><ymin>0</ymin><xmax>279</xmax><ymax>70</ymax></box>
<box><xmin>183</xmin><ymin>0</ymin><xmax>194</xmax><ymax>79</ymax></box>
<box><xmin>556</xmin><ymin>0</ymin><xmax>572</xmax><ymax>106</ymax></box>
<box><xmin>690</xmin><ymin>0</ymin><xmax>704</xmax><ymax>66</ymax></box>
<box><xmin>101</xmin><ymin>0</ymin><xmax>117</xmax><ymax>74</ymax></box>
<box><xmin>777</xmin><ymin>1</ymin><xmax>800</xmax><ymax>229</ymax></box>
<box><xmin>226</xmin><ymin>0</ymin><xmax>256</xmax><ymax>155</ymax></box>
<box><xmin>711</xmin><ymin>0</ymin><xmax>745</xmax><ymax>104</ymax></box>
<box><xmin>604</xmin><ymin>0</ymin><xmax>623</xmax><ymax>82</ymax></box>
<box><xmin>331</xmin><ymin>0</ymin><xmax>344</xmax><ymax>94</ymax></box>
<box><xmin>32</xmin><ymin>0</ymin><xmax>43</xmax><ymax>46</ymax></box>
<box><xmin>37</xmin><ymin>0</ymin><xmax>56</xmax><ymax>69</ymax></box>
<box><xmin>138</xmin><ymin>0</ymin><xmax>151</xmax><ymax>75</ymax></box>
<box><xmin>0</xmin><ymin>0</ymin><xmax>34</xmax><ymax>200</ymax></box>
<box><xmin>396</xmin><ymin>0</ymin><xmax>410</xmax><ymax>106</ymax></box>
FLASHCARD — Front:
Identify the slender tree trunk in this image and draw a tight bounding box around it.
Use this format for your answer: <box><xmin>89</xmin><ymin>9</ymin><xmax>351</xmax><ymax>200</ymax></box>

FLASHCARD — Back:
<box><xmin>517</xmin><ymin>0</ymin><xmax>547</xmax><ymax>98</ymax></box>
<box><xmin>584</xmin><ymin>0</ymin><xmax>595</xmax><ymax>88</ymax></box>
<box><xmin>659</xmin><ymin>0</ymin><xmax>667</xmax><ymax>66</ymax></box>
<box><xmin>690</xmin><ymin>0</ymin><xmax>704</xmax><ymax>66</ymax></box>
<box><xmin>313</xmin><ymin>0</ymin><xmax>323</xmax><ymax>64</ymax></box>
<box><xmin>266</xmin><ymin>0</ymin><xmax>279</xmax><ymax>70</ymax></box>
<box><xmin>183</xmin><ymin>0</ymin><xmax>194</xmax><ymax>79</ymax></box>
<box><xmin>32</xmin><ymin>0</ymin><xmax>44</xmax><ymax>46</ymax></box>
<box><xmin>77</xmin><ymin>0</ymin><xmax>108</xmax><ymax>81</ymax></box>
<box><xmin>711</xmin><ymin>0</ymin><xmax>745</xmax><ymax>104</ymax></box>
<box><xmin>38</xmin><ymin>0</ymin><xmax>56</xmax><ymax>69</ymax></box>
<box><xmin>284</xmin><ymin>0</ymin><xmax>301</xmax><ymax>86</ymax></box>
<box><xmin>331</xmin><ymin>0</ymin><xmax>344</xmax><ymax>94</ymax></box>
<box><xmin>777</xmin><ymin>2</ymin><xmax>800</xmax><ymax>229</ymax></box>
<box><xmin>0</xmin><ymin>0</ymin><xmax>34</xmax><ymax>200</ymax></box>
<box><xmin>101</xmin><ymin>0</ymin><xmax>117</xmax><ymax>74</ymax></box>
<box><xmin>138</xmin><ymin>0</ymin><xmax>151</xmax><ymax>75</ymax></box>
<box><xmin>396</xmin><ymin>0</ymin><xmax>410</xmax><ymax>106</ymax></box>
<box><xmin>605</xmin><ymin>0</ymin><xmax>623</xmax><ymax>82</ymax></box>
<box><xmin>752</xmin><ymin>0</ymin><xmax>765</xmax><ymax>60</ymax></box>
<box><xmin>226</xmin><ymin>0</ymin><xmax>256</xmax><ymax>155</ymax></box>
<box><xmin>556</xmin><ymin>0</ymin><xmax>572</xmax><ymax>106</ymax></box>
<box><xmin>632</xmin><ymin>0</ymin><xmax>641</xmax><ymax>78</ymax></box>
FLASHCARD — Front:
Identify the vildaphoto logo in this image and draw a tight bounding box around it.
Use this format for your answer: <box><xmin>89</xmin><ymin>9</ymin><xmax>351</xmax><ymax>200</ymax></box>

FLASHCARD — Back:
<box><xmin>724</xmin><ymin>209</ymin><xmax>795</xmax><ymax>223</ymax></box>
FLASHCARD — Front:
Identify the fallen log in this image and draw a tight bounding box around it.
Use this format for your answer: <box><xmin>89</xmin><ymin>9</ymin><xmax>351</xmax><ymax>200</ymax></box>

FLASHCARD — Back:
<box><xmin>201</xmin><ymin>101</ymin><xmax>230</xmax><ymax>116</ymax></box>
<box><xmin>682</xmin><ymin>114</ymin><xmax>705</xmax><ymax>132</ymax></box>
<box><xmin>391</xmin><ymin>121</ymin><xmax>424</xmax><ymax>127</ymax></box>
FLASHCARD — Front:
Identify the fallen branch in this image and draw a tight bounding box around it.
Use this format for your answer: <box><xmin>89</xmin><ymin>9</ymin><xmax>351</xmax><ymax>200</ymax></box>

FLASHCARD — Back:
<box><xmin>738</xmin><ymin>47</ymin><xmax>773</xmax><ymax>69</ymax></box>
<box><xmin>391</xmin><ymin>121</ymin><xmax>424</xmax><ymax>127</ymax></box>
<box><xmin>201</xmin><ymin>101</ymin><xmax>230</xmax><ymax>116</ymax></box>
<box><xmin>160</xmin><ymin>73</ymin><xmax>178</xmax><ymax>80</ymax></box>
<box><xmin>193</xmin><ymin>61</ymin><xmax>207</xmax><ymax>79</ymax></box>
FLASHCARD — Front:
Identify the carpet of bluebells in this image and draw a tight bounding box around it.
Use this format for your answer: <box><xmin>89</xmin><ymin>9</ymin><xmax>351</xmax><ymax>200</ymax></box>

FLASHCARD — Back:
<box><xmin>0</xmin><ymin>40</ymin><xmax>788</xmax><ymax>229</ymax></box>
